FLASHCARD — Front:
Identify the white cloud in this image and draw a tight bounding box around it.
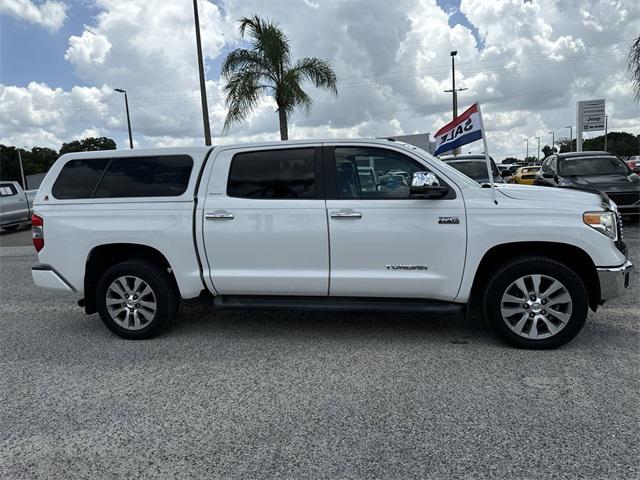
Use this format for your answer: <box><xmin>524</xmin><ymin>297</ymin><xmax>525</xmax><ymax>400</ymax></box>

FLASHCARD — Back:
<box><xmin>0</xmin><ymin>0</ymin><xmax>67</xmax><ymax>31</ymax></box>
<box><xmin>1</xmin><ymin>0</ymin><xmax>639</xmax><ymax>158</ymax></box>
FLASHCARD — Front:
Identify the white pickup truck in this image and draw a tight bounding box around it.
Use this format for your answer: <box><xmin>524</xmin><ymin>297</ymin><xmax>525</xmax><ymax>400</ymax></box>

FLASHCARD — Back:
<box><xmin>30</xmin><ymin>139</ymin><xmax>633</xmax><ymax>348</ymax></box>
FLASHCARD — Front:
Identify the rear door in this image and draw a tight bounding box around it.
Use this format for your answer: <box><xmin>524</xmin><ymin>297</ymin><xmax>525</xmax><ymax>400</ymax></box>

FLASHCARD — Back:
<box><xmin>324</xmin><ymin>145</ymin><xmax>467</xmax><ymax>301</ymax></box>
<box><xmin>202</xmin><ymin>145</ymin><xmax>329</xmax><ymax>296</ymax></box>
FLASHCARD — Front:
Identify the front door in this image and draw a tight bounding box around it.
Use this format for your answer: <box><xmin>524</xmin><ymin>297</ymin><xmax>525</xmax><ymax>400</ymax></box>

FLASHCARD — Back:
<box><xmin>202</xmin><ymin>146</ymin><xmax>329</xmax><ymax>296</ymax></box>
<box><xmin>324</xmin><ymin>145</ymin><xmax>466</xmax><ymax>301</ymax></box>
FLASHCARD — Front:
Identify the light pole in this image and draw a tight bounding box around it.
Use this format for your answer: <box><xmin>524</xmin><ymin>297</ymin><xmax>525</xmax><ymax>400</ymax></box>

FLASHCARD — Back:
<box><xmin>565</xmin><ymin>125</ymin><xmax>573</xmax><ymax>152</ymax></box>
<box><xmin>604</xmin><ymin>115</ymin><xmax>608</xmax><ymax>151</ymax></box>
<box><xmin>193</xmin><ymin>0</ymin><xmax>212</xmax><ymax>146</ymax></box>
<box><xmin>525</xmin><ymin>138</ymin><xmax>529</xmax><ymax>160</ymax></box>
<box><xmin>444</xmin><ymin>50</ymin><xmax>467</xmax><ymax>155</ymax></box>
<box><xmin>534</xmin><ymin>136</ymin><xmax>540</xmax><ymax>162</ymax></box>
<box><xmin>114</xmin><ymin>88</ymin><xmax>133</xmax><ymax>149</ymax></box>
<box><xmin>548</xmin><ymin>131</ymin><xmax>555</xmax><ymax>153</ymax></box>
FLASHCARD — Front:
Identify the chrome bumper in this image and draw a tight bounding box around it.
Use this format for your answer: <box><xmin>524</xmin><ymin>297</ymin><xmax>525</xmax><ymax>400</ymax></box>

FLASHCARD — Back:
<box><xmin>597</xmin><ymin>260</ymin><xmax>633</xmax><ymax>302</ymax></box>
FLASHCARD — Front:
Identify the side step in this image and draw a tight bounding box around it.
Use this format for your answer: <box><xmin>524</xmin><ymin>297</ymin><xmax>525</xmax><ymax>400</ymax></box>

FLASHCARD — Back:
<box><xmin>214</xmin><ymin>295</ymin><xmax>466</xmax><ymax>314</ymax></box>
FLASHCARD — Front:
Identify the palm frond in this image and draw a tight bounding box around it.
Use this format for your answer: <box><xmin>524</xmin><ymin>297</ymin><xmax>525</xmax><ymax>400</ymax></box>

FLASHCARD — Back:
<box><xmin>221</xmin><ymin>48</ymin><xmax>275</xmax><ymax>83</ymax></box>
<box><xmin>237</xmin><ymin>15</ymin><xmax>291</xmax><ymax>78</ymax></box>
<box><xmin>279</xmin><ymin>69</ymin><xmax>313</xmax><ymax>114</ymax></box>
<box><xmin>222</xmin><ymin>70</ymin><xmax>265</xmax><ymax>132</ymax></box>
<box><xmin>290</xmin><ymin>57</ymin><xmax>338</xmax><ymax>96</ymax></box>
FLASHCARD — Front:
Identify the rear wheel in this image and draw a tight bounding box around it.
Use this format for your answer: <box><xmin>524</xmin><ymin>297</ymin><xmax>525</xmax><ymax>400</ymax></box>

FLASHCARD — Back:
<box><xmin>484</xmin><ymin>257</ymin><xmax>589</xmax><ymax>349</ymax></box>
<box><xmin>96</xmin><ymin>260</ymin><xmax>179</xmax><ymax>339</ymax></box>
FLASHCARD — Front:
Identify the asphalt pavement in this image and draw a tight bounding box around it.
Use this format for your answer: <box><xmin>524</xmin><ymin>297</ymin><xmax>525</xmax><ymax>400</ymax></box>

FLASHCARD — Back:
<box><xmin>0</xmin><ymin>225</ymin><xmax>638</xmax><ymax>479</ymax></box>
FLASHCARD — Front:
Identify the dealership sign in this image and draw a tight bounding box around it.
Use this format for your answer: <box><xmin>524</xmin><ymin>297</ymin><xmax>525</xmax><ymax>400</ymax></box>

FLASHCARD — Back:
<box><xmin>578</xmin><ymin>99</ymin><xmax>606</xmax><ymax>132</ymax></box>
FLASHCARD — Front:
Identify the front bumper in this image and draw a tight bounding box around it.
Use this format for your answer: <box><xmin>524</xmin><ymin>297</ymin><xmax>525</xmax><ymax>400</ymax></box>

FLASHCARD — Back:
<box><xmin>597</xmin><ymin>260</ymin><xmax>633</xmax><ymax>302</ymax></box>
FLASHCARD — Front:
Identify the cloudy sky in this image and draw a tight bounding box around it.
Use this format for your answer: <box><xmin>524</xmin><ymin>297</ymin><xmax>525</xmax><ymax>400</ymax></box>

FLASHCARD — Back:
<box><xmin>1</xmin><ymin>0</ymin><xmax>639</xmax><ymax>158</ymax></box>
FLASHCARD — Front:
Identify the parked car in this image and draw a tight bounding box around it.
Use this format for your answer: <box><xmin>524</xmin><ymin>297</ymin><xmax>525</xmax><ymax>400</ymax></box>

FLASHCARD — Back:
<box><xmin>0</xmin><ymin>181</ymin><xmax>36</xmax><ymax>231</ymax></box>
<box><xmin>534</xmin><ymin>151</ymin><xmax>640</xmax><ymax>222</ymax></box>
<box><xmin>31</xmin><ymin>140</ymin><xmax>632</xmax><ymax>348</ymax></box>
<box><xmin>512</xmin><ymin>166</ymin><xmax>540</xmax><ymax>185</ymax></box>
<box><xmin>626</xmin><ymin>156</ymin><xmax>640</xmax><ymax>174</ymax></box>
<box><xmin>440</xmin><ymin>154</ymin><xmax>504</xmax><ymax>185</ymax></box>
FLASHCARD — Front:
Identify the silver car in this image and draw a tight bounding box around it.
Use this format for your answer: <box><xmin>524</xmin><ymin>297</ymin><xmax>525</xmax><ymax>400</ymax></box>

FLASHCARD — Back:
<box><xmin>0</xmin><ymin>181</ymin><xmax>35</xmax><ymax>231</ymax></box>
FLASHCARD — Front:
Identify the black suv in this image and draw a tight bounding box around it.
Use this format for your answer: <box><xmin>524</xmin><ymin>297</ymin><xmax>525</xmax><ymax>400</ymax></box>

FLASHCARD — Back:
<box><xmin>534</xmin><ymin>151</ymin><xmax>640</xmax><ymax>222</ymax></box>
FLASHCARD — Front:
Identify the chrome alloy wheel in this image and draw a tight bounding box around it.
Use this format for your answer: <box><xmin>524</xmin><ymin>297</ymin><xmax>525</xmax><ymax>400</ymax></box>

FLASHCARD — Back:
<box><xmin>105</xmin><ymin>276</ymin><xmax>157</xmax><ymax>331</ymax></box>
<box><xmin>500</xmin><ymin>274</ymin><xmax>573</xmax><ymax>340</ymax></box>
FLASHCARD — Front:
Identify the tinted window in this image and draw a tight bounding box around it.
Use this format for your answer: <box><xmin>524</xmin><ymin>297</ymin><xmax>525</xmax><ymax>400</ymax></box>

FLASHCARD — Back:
<box><xmin>52</xmin><ymin>158</ymin><xmax>109</xmax><ymax>199</ymax></box>
<box><xmin>94</xmin><ymin>155</ymin><xmax>192</xmax><ymax>198</ymax></box>
<box><xmin>0</xmin><ymin>184</ymin><xmax>17</xmax><ymax>196</ymax></box>
<box><xmin>559</xmin><ymin>156</ymin><xmax>630</xmax><ymax>176</ymax></box>
<box><xmin>227</xmin><ymin>149</ymin><xmax>315</xmax><ymax>199</ymax></box>
<box><xmin>334</xmin><ymin>147</ymin><xmax>425</xmax><ymax>199</ymax></box>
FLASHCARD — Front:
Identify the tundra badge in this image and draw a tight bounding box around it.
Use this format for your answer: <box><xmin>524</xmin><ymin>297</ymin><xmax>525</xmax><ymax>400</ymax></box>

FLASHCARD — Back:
<box><xmin>438</xmin><ymin>216</ymin><xmax>460</xmax><ymax>225</ymax></box>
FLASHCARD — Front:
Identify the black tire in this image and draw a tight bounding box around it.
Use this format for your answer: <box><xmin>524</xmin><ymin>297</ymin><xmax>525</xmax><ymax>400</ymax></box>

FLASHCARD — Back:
<box><xmin>484</xmin><ymin>256</ymin><xmax>589</xmax><ymax>349</ymax></box>
<box><xmin>96</xmin><ymin>260</ymin><xmax>179</xmax><ymax>339</ymax></box>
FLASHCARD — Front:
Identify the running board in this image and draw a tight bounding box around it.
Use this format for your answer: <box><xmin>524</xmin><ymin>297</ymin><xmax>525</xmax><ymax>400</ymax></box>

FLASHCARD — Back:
<box><xmin>214</xmin><ymin>295</ymin><xmax>466</xmax><ymax>314</ymax></box>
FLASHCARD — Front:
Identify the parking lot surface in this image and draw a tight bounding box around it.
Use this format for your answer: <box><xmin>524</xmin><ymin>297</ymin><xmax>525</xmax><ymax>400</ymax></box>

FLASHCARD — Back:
<box><xmin>1</xmin><ymin>226</ymin><xmax>638</xmax><ymax>479</ymax></box>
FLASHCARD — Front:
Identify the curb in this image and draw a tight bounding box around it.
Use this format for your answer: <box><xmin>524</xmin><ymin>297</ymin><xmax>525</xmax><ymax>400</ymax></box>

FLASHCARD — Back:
<box><xmin>0</xmin><ymin>246</ymin><xmax>36</xmax><ymax>257</ymax></box>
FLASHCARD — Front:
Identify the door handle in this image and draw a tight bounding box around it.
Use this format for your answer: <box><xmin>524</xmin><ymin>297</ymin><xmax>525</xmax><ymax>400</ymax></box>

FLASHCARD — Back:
<box><xmin>330</xmin><ymin>210</ymin><xmax>362</xmax><ymax>219</ymax></box>
<box><xmin>205</xmin><ymin>210</ymin><xmax>235</xmax><ymax>220</ymax></box>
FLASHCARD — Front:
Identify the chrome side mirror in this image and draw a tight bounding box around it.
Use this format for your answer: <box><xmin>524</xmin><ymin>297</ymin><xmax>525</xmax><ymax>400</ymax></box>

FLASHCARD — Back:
<box><xmin>410</xmin><ymin>171</ymin><xmax>449</xmax><ymax>199</ymax></box>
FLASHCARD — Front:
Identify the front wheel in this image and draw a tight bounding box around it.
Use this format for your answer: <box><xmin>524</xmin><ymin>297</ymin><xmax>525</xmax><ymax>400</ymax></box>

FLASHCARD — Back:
<box><xmin>484</xmin><ymin>257</ymin><xmax>589</xmax><ymax>349</ymax></box>
<box><xmin>96</xmin><ymin>260</ymin><xmax>179</xmax><ymax>339</ymax></box>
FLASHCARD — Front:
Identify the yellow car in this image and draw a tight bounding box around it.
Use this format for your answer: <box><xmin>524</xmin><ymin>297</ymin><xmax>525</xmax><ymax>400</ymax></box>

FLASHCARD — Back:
<box><xmin>512</xmin><ymin>166</ymin><xmax>540</xmax><ymax>185</ymax></box>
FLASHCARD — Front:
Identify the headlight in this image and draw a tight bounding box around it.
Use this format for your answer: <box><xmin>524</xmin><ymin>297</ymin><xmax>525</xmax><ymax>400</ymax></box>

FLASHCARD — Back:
<box><xmin>584</xmin><ymin>211</ymin><xmax>618</xmax><ymax>240</ymax></box>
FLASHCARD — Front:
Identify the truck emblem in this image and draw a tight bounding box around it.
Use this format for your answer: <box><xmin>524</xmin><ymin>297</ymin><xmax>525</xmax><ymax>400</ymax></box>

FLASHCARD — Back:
<box><xmin>386</xmin><ymin>265</ymin><xmax>429</xmax><ymax>271</ymax></box>
<box><xmin>438</xmin><ymin>216</ymin><xmax>460</xmax><ymax>224</ymax></box>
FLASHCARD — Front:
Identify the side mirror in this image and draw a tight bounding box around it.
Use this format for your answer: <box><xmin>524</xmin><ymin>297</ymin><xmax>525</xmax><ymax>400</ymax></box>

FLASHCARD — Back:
<box><xmin>410</xmin><ymin>171</ymin><xmax>449</xmax><ymax>199</ymax></box>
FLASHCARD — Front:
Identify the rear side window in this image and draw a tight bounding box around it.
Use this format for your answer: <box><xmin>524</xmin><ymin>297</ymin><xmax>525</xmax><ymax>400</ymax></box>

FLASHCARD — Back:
<box><xmin>0</xmin><ymin>184</ymin><xmax>17</xmax><ymax>196</ymax></box>
<box><xmin>94</xmin><ymin>156</ymin><xmax>192</xmax><ymax>198</ymax></box>
<box><xmin>52</xmin><ymin>155</ymin><xmax>193</xmax><ymax>199</ymax></box>
<box><xmin>52</xmin><ymin>158</ymin><xmax>110</xmax><ymax>199</ymax></box>
<box><xmin>227</xmin><ymin>148</ymin><xmax>315</xmax><ymax>199</ymax></box>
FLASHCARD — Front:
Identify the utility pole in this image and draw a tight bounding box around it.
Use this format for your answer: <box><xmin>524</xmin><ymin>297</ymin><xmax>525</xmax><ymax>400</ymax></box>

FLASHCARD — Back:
<box><xmin>17</xmin><ymin>149</ymin><xmax>26</xmax><ymax>190</ymax></box>
<box><xmin>549</xmin><ymin>131</ymin><xmax>555</xmax><ymax>153</ymax></box>
<box><xmin>525</xmin><ymin>138</ymin><xmax>529</xmax><ymax>160</ymax></box>
<box><xmin>444</xmin><ymin>50</ymin><xmax>467</xmax><ymax>155</ymax></box>
<box><xmin>114</xmin><ymin>88</ymin><xmax>133</xmax><ymax>149</ymax></box>
<box><xmin>565</xmin><ymin>125</ymin><xmax>573</xmax><ymax>152</ymax></box>
<box><xmin>534</xmin><ymin>136</ymin><xmax>540</xmax><ymax>162</ymax></box>
<box><xmin>604</xmin><ymin>115</ymin><xmax>608</xmax><ymax>151</ymax></box>
<box><xmin>193</xmin><ymin>0</ymin><xmax>212</xmax><ymax>146</ymax></box>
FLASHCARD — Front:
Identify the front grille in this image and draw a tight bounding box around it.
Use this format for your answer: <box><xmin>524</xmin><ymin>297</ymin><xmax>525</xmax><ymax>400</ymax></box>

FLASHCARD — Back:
<box><xmin>606</xmin><ymin>191</ymin><xmax>640</xmax><ymax>207</ymax></box>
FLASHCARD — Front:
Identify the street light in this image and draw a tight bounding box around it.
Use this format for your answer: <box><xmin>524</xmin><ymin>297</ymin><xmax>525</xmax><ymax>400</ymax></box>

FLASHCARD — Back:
<box><xmin>525</xmin><ymin>138</ymin><xmax>529</xmax><ymax>160</ymax></box>
<box><xmin>548</xmin><ymin>131</ymin><xmax>555</xmax><ymax>153</ymax></box>
<box><xmin>444</xmin><ymin>50</ymin><xmax>468</xmax><ymax>155</ymax></box>
<box><xmin>193</xmin><ymin>0</ymin><xmax>212</xmax><ymax>146</ymax></box>
<box><xmin>534</xmin><ymin>136</ymin><xmax>540</xmax><ymax>162</ymax></box>
<box><xmin>604</xmin><ymin>115</ymin><xmax>608</xmax><ymax>152</ymax></box>
<box><xmin>565</xmin><ymin>125</ymin><xmax>573</xmax><ymax>152</ymax></box>
<box><xmin>114</xmin><ymin>88</ymin><xmax>133</xmax><ymax>149</ymax></box>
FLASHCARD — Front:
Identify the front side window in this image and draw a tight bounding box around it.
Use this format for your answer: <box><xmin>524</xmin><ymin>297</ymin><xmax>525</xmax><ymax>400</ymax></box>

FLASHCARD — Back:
<box><xmin>227</xmin><ymin>148</ymin><xmax>316</xmax><ymax>199</ymax></box>
<box><xmin>333</xmin><ymin>147</ymin><xmax>425</xmax><ymax>199</ymax></box>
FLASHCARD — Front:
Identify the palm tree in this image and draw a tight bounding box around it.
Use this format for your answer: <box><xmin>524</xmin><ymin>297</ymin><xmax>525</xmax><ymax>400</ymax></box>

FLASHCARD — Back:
<box><xmin>630</xmin><ymin>35</ymin><xmax>640</xmax><ymax>102</ymax></box>
<box><xmin>222</xmin><ymin>15</ymin><xmax>337</xmax><ymax>140</ymax></box>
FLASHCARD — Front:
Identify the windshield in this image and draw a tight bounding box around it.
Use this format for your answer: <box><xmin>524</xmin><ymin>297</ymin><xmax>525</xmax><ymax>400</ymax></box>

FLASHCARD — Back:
<box><xmin>559</xmin><ymin>156</ymin><xmax>630</xmax><ymax>176</ymax></box>
<box><xmin>447</xmin><ymin>161</ymin><xmax>496</xmax><ymax>180</ymax></box>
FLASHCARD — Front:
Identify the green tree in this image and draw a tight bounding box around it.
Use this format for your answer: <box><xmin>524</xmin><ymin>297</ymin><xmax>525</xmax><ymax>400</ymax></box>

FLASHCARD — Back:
<box><xmin>60</xmin><ymin>136</ymin><xmax>116</xmax><ymax>155</ymax></box>
<box><xmin>501</xmin><ymin>157</ymin><xmax>519</xmax><ymax>164</ymax></box>
<box><xmin>629</xmin><ymin>35</ymin><xmax>640</xmax><ymax>101</ymax></box>
<box><xmin>222</xmin><ymin>15</ymin><xmax>338</xmax><ymax>140</ymax></box>
<box><xmin>583</xmin><ymin>131</ymin><xmax>639</xmax><ymax>156</ymax></box>
<box><xmin>0</xmin><ymin>145</ymin><xmax>58</xmax><ymax>183</ymax></box>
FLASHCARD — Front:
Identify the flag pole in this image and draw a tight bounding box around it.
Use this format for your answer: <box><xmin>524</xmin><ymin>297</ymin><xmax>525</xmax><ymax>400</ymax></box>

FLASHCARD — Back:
<box><xmin>477</xmin><ymin>103</ymin><xmax>497</xmax><ymax>205</ymax></box>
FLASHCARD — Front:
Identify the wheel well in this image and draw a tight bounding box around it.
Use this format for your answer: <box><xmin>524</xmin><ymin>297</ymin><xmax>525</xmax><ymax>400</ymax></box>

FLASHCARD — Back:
<box><xmin>83</xmin><ymin>243</ymin><xmax>176</xmax><ymax>314</ymax></box>
<box><xmin>470</xmin><ymin>242</ymin><xmax>601</xmax><ymax>311</ymax></box>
